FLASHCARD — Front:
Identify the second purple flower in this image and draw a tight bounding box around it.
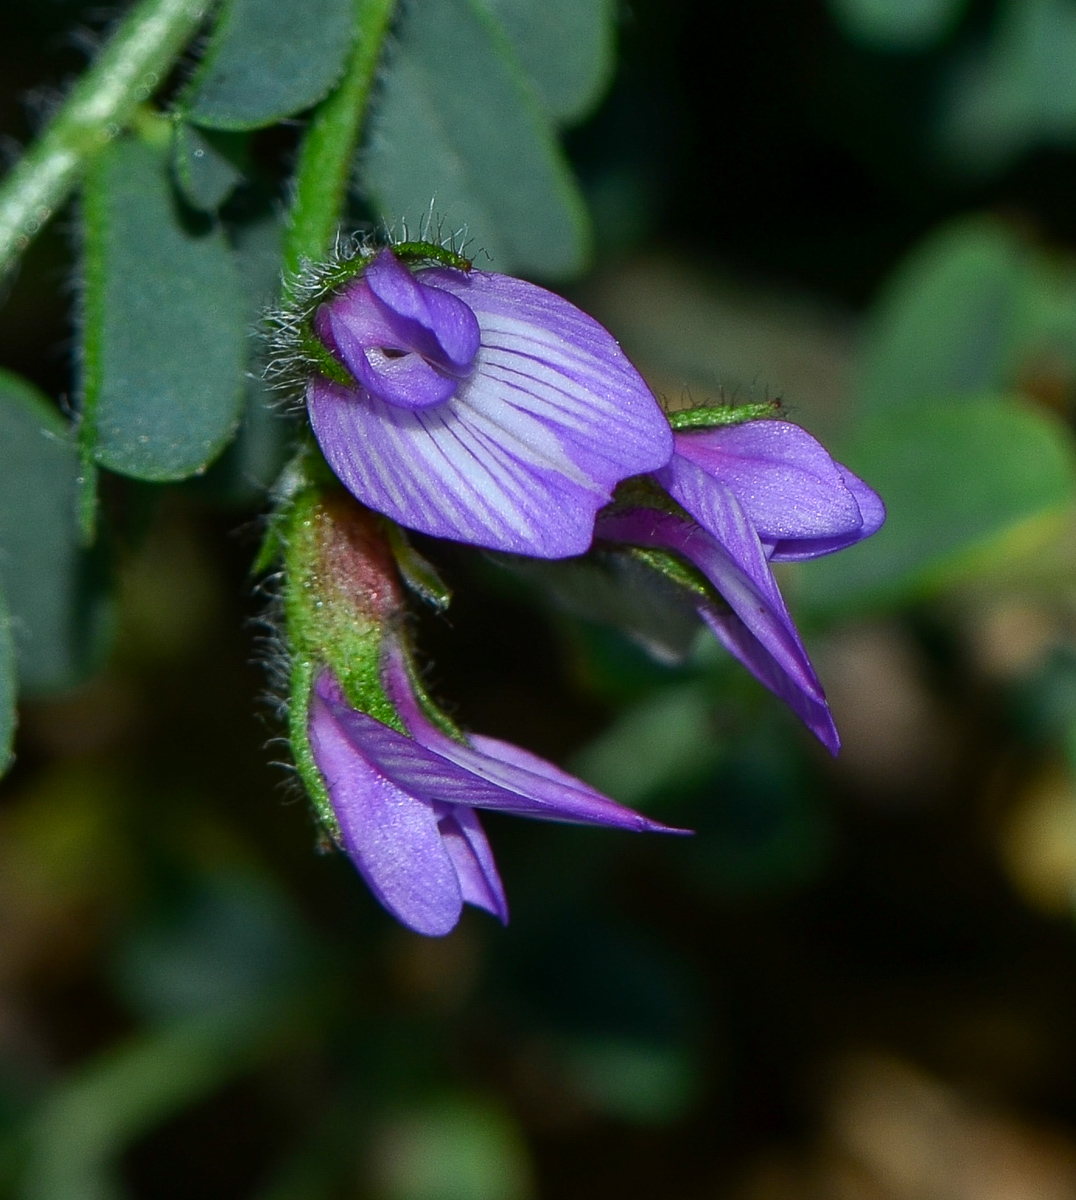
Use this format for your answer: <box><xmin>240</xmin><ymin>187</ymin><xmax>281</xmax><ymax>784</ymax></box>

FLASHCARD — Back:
<box><xmin>598</xmin><ymin>420</ymin><xmax>886</xmax><ymax>753</ymax></box>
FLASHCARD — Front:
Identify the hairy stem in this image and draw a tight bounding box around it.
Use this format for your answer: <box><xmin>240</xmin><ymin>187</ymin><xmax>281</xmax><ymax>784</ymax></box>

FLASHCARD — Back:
<box><xmin>0</xmin><ymin>0</ymin><xmax>212</xmax><ymax>280</ymax></box>
<box><xmin>282</xmin><ymin>0</ymin><xmax>396</xmax><ymax>295</ymax></box>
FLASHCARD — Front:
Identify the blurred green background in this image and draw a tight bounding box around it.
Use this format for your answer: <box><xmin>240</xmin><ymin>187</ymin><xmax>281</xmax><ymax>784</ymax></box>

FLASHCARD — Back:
<box><xmin>10</xmin><ymin>0</ymin><xmax>1076</xmax><ymax>1196</ymax></box>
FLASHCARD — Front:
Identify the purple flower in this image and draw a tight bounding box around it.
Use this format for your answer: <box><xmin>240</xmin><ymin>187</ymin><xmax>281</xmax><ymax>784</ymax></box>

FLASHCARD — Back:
<box><xmin>598</xmin><ymin>421</ymin><xmax>885</xmax><ymax>753</ymax></box>
<box><xmin>307</xmin><ymin>640</ymin><xmax>687</xmax><ymax>936</ymax></box>
<box><xmin>306</xmin><ymin>249</ymin><xmax>674</xmax><ymax>558</ymax></box>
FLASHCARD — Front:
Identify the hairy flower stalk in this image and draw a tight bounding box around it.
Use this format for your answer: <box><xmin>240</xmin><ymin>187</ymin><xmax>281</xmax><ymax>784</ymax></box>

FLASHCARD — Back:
<box><xmin>281</xmin><ymin>482</ymin><xmax>686</xmax><ymax>937</ymax></box>
<box><xmin>277</xmin><ymin>242</ymin><xmax>674</xmax><ymax>557</ymax></box>
<box><xmin>597</xmin><ymin>420</ymin><xmax>885</xmax><ymax>753</ymax></box>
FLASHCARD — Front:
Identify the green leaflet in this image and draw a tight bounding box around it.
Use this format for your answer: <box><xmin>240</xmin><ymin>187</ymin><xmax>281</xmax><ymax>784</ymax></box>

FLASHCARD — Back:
<box><xmin>0</xmin><ymin>370</ymin><xmax>111</xmax><ymax>693</ymax></box>
<box><xmin>571</xmin><ymin>683</ymin><xmax>723</xmax><ymax>807</ymax></box>
<box><xmin>80</xmin><ymin>136</ymin><xmax>247</xmax><ymax>483</ymax></box>
<box><xmin>476</xmin><ymin>0</ymin><xmax>616</xmax><ymax>123</ymax></box>
<box><xmin>795</xmin><ymin>395</ymin><xmax>1076</xmax><ymax>614</ymax></box>
<box><xmin>939</xmin><ymin>0</ymin><xmax>1076</xmax><ymax>172</ymax></box>
<box><xmin>855</xmin><ymin>214</ymin><xmax>1076</xmax><ymax>433</ymax></box>
<box><xmin>171</xmin><ymin>122</ymin><xmax>244</xmax><ymax>211</ymax></box>
<box><xmin>193</xmin><ymin>209</ymin><xmax>291</xmax><ymax>504</ymax></box>
<box><xmin>360</xmin><ymin>0</ymin><xmax>590</xmax><ymax>280</ymax></box>
<box><xmin>0</xmin><ymin>586</ymin><xmax>14</xmax><ymax>776</ymax></box>
<box><xmin>828</xmin><ymin>0</ymin><xmax>968</xmax><ymax>49</ymax></box>
<box><xmin>0</xmin><ymin>0</ymin><xmax>212</xmax><ymax>279</ymax></box>
<box><xmin>280</xmin><ymin>0</ymin><xmax>397</xmax><ymax>284</ymax></box>
<box><xmin>856</xmin><ymin>218</ymin><xmax>1031</xmax><ymax>412</ymax></box>
<box><xmin>184</xmin><ymin>0</ymin><xmax>357</xmax><ymax>131</ymax></box>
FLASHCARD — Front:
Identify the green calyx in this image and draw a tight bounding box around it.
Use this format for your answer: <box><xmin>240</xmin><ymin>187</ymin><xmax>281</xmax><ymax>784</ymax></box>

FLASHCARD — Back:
<box><xmin>604</xmin><ymin>478</ymin><xmax>728</xmax><ymax>612</ymax></box>
<box><xmin>298</xmin><ymin>238</ymin><xmax>471</xmax><ymax>304</ymax></box>
<box><xmin>625</xmin><ymin>546</ymin><xmax>716</xmax><ymax>603</ymax></box>
<box><xmin>611</xmin><ymin>474</ymin><xmax>678</xmax><ymax>512</ymax></box>
<box><xmin>622</xmin><ymin>402</ymin><xmax>784</xmax><ymax>606</ymax></box>
<box><xmin>295</xmin><ymin>322</ymin><xmax>356</xmax><ymax>388</ymax></box>
<box><xmin>384</xmin><ymin>522</ymin><xmax>453</xmax><ymax>612</ymax></box>
<box><xmin>267</xmin><ymin>237</ymin><xmax>474</xmax><ymax>397</ymax></box>
<box><xmin>667</xmin><ymin>399</ymin><xmax>781</xmax><ymax>432</ymax></box>
<box><xmin>392</xmin><ymin>240</ymin><xmax>472</xmax><ymax>272</ymax></box>
<box><xmin>274</xmin><ymin>472</ymin><xmax>469</xmax><ymax>839</ymax></box>
<box><xmin>281</xmin><ymin>483</ymin><xmax>406</xmax><ymax>836</ymax></box>
<box><xmin>282</xmin><ymin>487</ymin><xmax>403</xmax><ymax>725</ymax></box>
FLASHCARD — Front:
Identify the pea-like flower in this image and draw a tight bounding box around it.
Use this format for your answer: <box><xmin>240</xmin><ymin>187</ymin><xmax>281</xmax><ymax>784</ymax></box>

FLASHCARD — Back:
<box><xmin>306</xmin><ymin>248</ymin><xmax>673</xmax><ymax>557</ymax></box>
<box><xmin>597</xmin><ymin>420</ymin><xmax>885</xmax><ymax>753</ymax></box>
<box><xmin>308</xmin><ymin>640</ymin><xmax>687</xmax><ymax>937</ymax></box>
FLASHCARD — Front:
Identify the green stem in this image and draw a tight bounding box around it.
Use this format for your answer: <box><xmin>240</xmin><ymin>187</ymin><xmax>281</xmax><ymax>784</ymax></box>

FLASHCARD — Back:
<box><xmin>281</xmin><ymin>0</ymin><xmax>396</xmax><ymax>294</ymax></box>
<box><xmin>0</xmin><ymin>0</ymin><xmax>212</xmax><ymax>280</ymax></box>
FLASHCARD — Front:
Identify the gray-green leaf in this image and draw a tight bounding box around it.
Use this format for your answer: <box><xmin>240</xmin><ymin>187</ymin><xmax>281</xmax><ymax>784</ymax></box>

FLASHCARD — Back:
<box><xmin>475</xmin><ymin>0</ymin><xmax>616</xmax><ymax>123</ymax></box>
<box><xmin>80</xmin><ymin>136</ymin><xmax>247</xmax><ymax>482</ymax></box>
<box><xmin>185</xmin><ymin>0</ymin><xmax>357</xmax><ymax>130</ymax></box>
<box><xmin>856</xmin><ymin>219</ymin><xmax>1031</xmax><ymax>411</ymax></box>
<box><xmin>360</xmin><ymin>0</ymin><xmax>590</xmax><ymax>280</ymax></box>
<box><xmin>0</xmin><ymin>370</ymin><xmax>111</xmax><ymax>693</ymax></box>
<box><xmin>195</xmin><ymin>211</ymin><xmax>292</xmax><ymax>503</ymax></box>
<box><xmin>172</xmin><ymin>123</ymin><xmax>244</xmax><ymax>212</ymax></box>
<box><xmin>828</xmin><ymin>0</ymin><xmax>969</xmax><ymax>50</ymax></box>
<box><xmin>0</xmin><ymin>586</ymin><xmax>14</xmax><ymax>776</ymax></box>
<box><xmin>938</xmin><ymin>0</ymin><xmax>1076</xmax><ymax>172</ymax></box>
<box><xmin>796</xmin><ymin>395</ymin><xmax>1076</xmax><ymax>613</ymax></box>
